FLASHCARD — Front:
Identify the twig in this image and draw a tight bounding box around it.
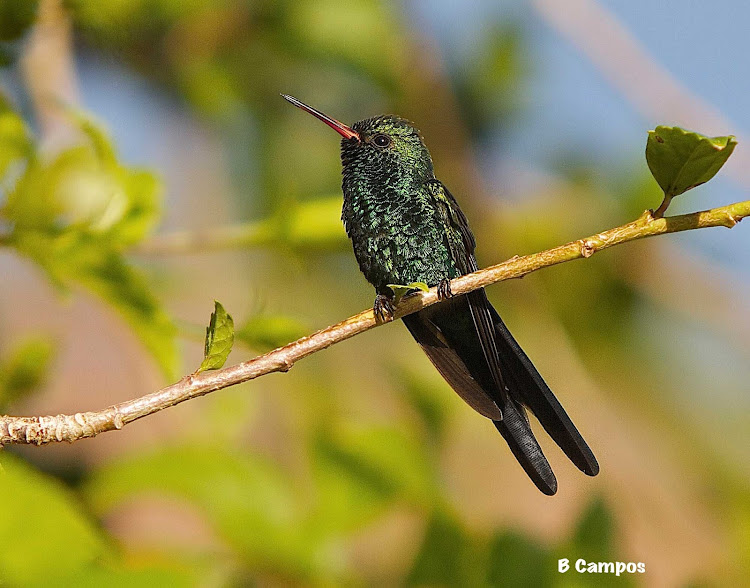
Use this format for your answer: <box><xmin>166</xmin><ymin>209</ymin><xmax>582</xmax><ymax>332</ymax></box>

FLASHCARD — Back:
<box><xmin>20</xmin><ymin>0</ymin><xmax>81</xmax><ymax>152</ymax></box>
<box><xmin>134</xmin><ymin>220</ymin><xmax>271</xmax><ymax>255</ymax></box>
<box><xmin>1</xmin><ymin>201</ymin><xmax>747</xmax><ymax>446</ymax></box>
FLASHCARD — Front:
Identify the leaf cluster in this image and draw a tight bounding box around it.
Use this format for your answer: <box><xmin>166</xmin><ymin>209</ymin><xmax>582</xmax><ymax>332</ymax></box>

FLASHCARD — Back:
<box><xmin>0</xmin><ymin>99</ymin><xmax>178</xmax><ymax>379</ymax></box>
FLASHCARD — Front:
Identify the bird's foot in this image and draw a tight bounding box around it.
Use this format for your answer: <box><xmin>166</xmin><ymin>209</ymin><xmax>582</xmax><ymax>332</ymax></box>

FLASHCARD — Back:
<box><xmin>437</xmin><ymin>278</ymin><xmax>453</xmax><ymax>301</ymax></box>
<box><xmin>373</xmin><ymin>293</ymin><xmax>395</xmax><ymax>322</ymax></box>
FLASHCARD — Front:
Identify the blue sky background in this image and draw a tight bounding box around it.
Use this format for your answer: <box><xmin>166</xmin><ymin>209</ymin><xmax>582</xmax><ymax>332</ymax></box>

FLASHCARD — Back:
<box><xmin>411</xmin><ymin>0</ymin><xmax>750</xmax><ymax>270</ymax></box>
<box><xmin>74</xmin><ymin>0</ymin><xmax>750</xmax><ymax>273</ymax></box>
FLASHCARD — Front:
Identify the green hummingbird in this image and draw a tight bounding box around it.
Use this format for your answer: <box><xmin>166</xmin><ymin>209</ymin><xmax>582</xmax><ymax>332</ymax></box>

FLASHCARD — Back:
<box><xmin>282</xmin><ymin>94</ymin><xmax>599</xmax><ymax>495</ymax></box>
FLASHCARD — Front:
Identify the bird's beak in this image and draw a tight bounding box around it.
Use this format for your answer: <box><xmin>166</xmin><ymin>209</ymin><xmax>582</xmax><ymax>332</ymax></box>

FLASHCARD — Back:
<box><xmin>281</xmin><ymin>94</ymin><xmax>360</xmax><ymax>141</ymax></box>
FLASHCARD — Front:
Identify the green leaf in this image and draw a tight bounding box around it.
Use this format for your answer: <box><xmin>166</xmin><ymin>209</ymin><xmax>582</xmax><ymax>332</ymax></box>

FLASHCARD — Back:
<box><xmin>287</xmin><ymin>0</ymin><xmax>406</xmax><ymax>85</ymax></box>
<box><xmin>303</xmin><ymin>423</ymin><xmax>438</xmax><ymax>551</ymax></box>
<box><xmin>0</xmin><ymin>43</ymin><xmax>14</xmax><ymax>68</ymax></box>
<box><xmin>71</xmin><ymin>115</ymin><xmax>161</xmax><ymax>245</ymax></box>
<box><xmin>4</xmin><ymin>115</ymin><xmax>160</xmax><ymax>243</ymax></box>
<box><xmin>197</xmin><ymin>300</ymin><xmax>234</xmax><ymax>373</ymax></box>
<box><xmin>62</xmin><ymin>117</ymin><xmax>161</xmax><ymax>244</ymax></box>
<box><xmin>307</xmin><ymin>433</ymin><xmax>393</xmax><ymax>539</ymax></box>
<box><xmin>312</xmin><ymin>424</ymin><xmax>436</xmax><ymax>522</ymax></box>
<box><xmin>0</xmin><ymin>337</ymin><xmax>55</xmax><ymax>410</ymax></box>
<box><xmin>278</xmin><ymin>196</ymin><xmax>347</xmax><ymax>249</ymax></box>
<box><xmin>3</xmin><ymin>112</ymin><xmax>174</xmax><ymax>379</ymax></box>
<box><xmin>236</xmin><ymin>314</ymin><xmax>308</xmax><ymax>352</ymax></box>
<box><xmin>0</xmin><ymin>453</ymin><xmax>107</xmax><ymax>584</ymax></box>
<box><xmin>387</xmin><ymin>282</ymin><xmax>429</xmax><ymax>305</ymax></box>
<box><xmin>4</xmin><ymin>154</ymin><xmax>62</xmax><ymax>231</ymax></box>
<box><xmin>457</xmin><ymin>23</ymin><xmax>527</xmax><ymax>132</ymax></box>
<box><xmin>558</xmin><ymin>498</ymin><xmax>636</xmax><ymax>587</ymax></box>
<box><xmin>13</xmin><ymin>230</ymin><xmax>179</xmax><ymax>380</ymax></box>
<box><xmin>109</xmin><ymin>168</ymin><xmax>160</xmax><ymax>246</ymax></box>
<box><xmin>264</xmin><ymin>196</ymin><xmax>350</xmax><ymax>250</ymax></box>
<box><xmin>67</xmin><ymin>109</ymin><xmax>118</xmax><ymax>166</ymax></box>
<box><xmin>646</xmin><ymin>126</ymin><xmax>736</xmax><ymax>215</ymax></box>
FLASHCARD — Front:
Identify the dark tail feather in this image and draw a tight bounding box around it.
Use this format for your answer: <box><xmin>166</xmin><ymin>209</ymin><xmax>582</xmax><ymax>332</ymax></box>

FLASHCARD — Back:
<box><xmin>494</xmin><ymin>400</ymin><xmax>558</xmax><ymax>495</ymax></box>
<box><xmin>490</xmin><ymin>307</ymin><xmax>599</xmax><ymax>477</ymax></box>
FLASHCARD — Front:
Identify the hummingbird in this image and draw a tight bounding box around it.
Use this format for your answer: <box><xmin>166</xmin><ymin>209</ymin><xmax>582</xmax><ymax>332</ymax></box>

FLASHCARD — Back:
<box><xmin>282</xmin><ymin>94</ymin><xmax>599</xmax><ymax>495</ymax></box>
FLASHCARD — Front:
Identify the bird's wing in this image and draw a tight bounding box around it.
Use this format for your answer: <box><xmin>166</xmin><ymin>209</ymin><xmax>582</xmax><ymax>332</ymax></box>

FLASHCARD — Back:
<box><xmin>402</xmin><ymin>307</ymin><xmax>502</xmax><ymax>420</ymax></box>
<box><xmin>427</xmin><ymin>179</ymin><xmax>476</xmax><ymax>257</ymax></box>
<box><xmin>416</xmin><ymin>181</ymin><xmax>558</xmax><ymax>494</ymax></box>
<box><xmin>428</xmin><ymin>180</ymin><xmax>598</xmax><ymax>479</ymax></box>
<box><xmin>425</xmin><ymin>181</ymin><xmax>506</xmax><ymax>396</ymax></box>
<box><xmin>402</xmin><ymin>295</ymin><xmax>558</xmax><ymax>495</ymax></box>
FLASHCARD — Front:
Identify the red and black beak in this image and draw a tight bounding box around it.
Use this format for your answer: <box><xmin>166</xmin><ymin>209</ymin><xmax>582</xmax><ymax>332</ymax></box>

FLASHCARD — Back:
<box><xmin>281</xmin><ymin>94</ymin><xmax>360</xmax><ymax>141</ymax></box>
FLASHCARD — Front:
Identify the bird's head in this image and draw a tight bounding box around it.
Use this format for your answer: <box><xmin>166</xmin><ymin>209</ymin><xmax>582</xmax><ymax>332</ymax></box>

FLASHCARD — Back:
<box><xmin>282</xmin><ymin>95</ymin><xmax>435</xmax><ymax>185</ymax></box>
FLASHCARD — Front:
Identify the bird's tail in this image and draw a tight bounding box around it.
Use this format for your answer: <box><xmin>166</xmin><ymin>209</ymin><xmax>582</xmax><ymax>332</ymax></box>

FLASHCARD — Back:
<box><xmin>493</xmin><ymin>400</ymin><xmax>558</xmax><ymax>495</ymax></box>
<box><xmin>490</xmin><ymin>307</ymin><xmax>599</xmax><ymax>477</ymax></box>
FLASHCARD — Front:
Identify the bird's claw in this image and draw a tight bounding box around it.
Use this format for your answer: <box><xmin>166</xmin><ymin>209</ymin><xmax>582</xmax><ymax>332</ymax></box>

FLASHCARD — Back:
<box><xmin>373</xmin><ymin>294</ymin><xmax>395</xmax><ymax>322</ymax></box>
<box><xmin>437</xmin><ymin>278</ymin><xmax>453</xmax><ymax>301</ymax></box>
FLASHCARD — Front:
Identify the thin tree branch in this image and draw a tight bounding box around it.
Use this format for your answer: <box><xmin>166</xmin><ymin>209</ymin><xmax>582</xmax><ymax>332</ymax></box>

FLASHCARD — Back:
<box><xmin>1</xmin><ymin>201</ymin><xmax>747</xmax><ymax>447</ymax></box>
<box><xmin>20</xmin><ymin>0</ymin><xmax>81</xmax><ymax>152</ymax></box>
<box><xmin>134</xmin><ymin>220</ymin><xmax>271</xmax><ymax>255</ymax></box>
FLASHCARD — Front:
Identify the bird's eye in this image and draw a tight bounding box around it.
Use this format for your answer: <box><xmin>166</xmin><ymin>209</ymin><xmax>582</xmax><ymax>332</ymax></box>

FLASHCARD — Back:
<box><xmin>371</xmin><ymin>134</ymin><xmax>391</xmax><ymax>148</ymax></box>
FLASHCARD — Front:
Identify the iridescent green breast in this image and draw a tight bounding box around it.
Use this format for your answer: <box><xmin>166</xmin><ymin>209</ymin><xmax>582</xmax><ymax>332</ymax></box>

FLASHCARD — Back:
<box><xmin>342</xmin><ymin>180</ymin><xmax>464</xmax><ymax>291</ymax></box>
<box><xmin>339</xmin><ymin>115</ymin><xmax>472</xmax><ymax>293</ymax></box>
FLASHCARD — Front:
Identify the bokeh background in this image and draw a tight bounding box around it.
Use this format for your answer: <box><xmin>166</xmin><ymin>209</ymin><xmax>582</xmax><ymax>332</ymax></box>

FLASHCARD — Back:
<box><xmin>1</xmin><ymin>0</ymin><xmax>749</xmax><ymax>586</ymax></box>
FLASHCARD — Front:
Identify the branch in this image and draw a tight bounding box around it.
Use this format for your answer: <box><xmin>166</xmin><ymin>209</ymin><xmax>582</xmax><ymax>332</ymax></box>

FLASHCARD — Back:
<box><xmin>20</xmin><ymin>0</ymin><xmax>81</xmax><ymax>152</ymax></box>
<box><xmin>134</xmin><ymin>220</ymin><xmax>271</xmax><ymax>255</ymax></box>
<box><xmin>1</xmin><ymin>202</ymin><xmax>747</xmax><ymax>446</ymax></box>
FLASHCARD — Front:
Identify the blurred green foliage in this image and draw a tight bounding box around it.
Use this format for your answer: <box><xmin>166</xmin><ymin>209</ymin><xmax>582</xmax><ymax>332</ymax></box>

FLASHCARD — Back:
<box><xmin>0</xmin><ymin>0</ymin><xmax>38</xmax><ymax>66</ymax></box>
<box><xmin>0</xmin><ymin>452</ymin><xmax>196</xmax><ymax>586</ymax></box>
<box><xmin>0</xmin><ymin>0</ymin><xmax>38</xmax><ymax>42</ymax></box>
<box><xmin>452</xmin><ymin>23</ymin><xmax>529</xmax><ymax>137</ymax></box>
<box><xmin>0</xmin><ymin>452</ymin><xmax>107</xmax><ymax>582</ymax></box>
<box><xmin>250</xmin><ymin>195</ymin><xmax>348</xmax><ymax>251</ymax></box>
<box><xmin>236</xmin><ymin>313</ymin><xmax>309</xmax><ymax>352</ymax></box>
<box><xmin>0</xmin><ymin>99</ymin><xmax>178</xmax><ymax>379</ymax></box>
<box><xmin>0</xmin><ymin>0</ymin><xmax>746</xmax><ymax>586</ymax></box>
<box><xmin>0</xmin><ymin>337</ymin><xmax>54</xmax><ymax>411</ymax></box>
<box><xmin>1</xmin><ymin>430</ymin><xmax>629</xmax><ymax>585</ymax></box>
